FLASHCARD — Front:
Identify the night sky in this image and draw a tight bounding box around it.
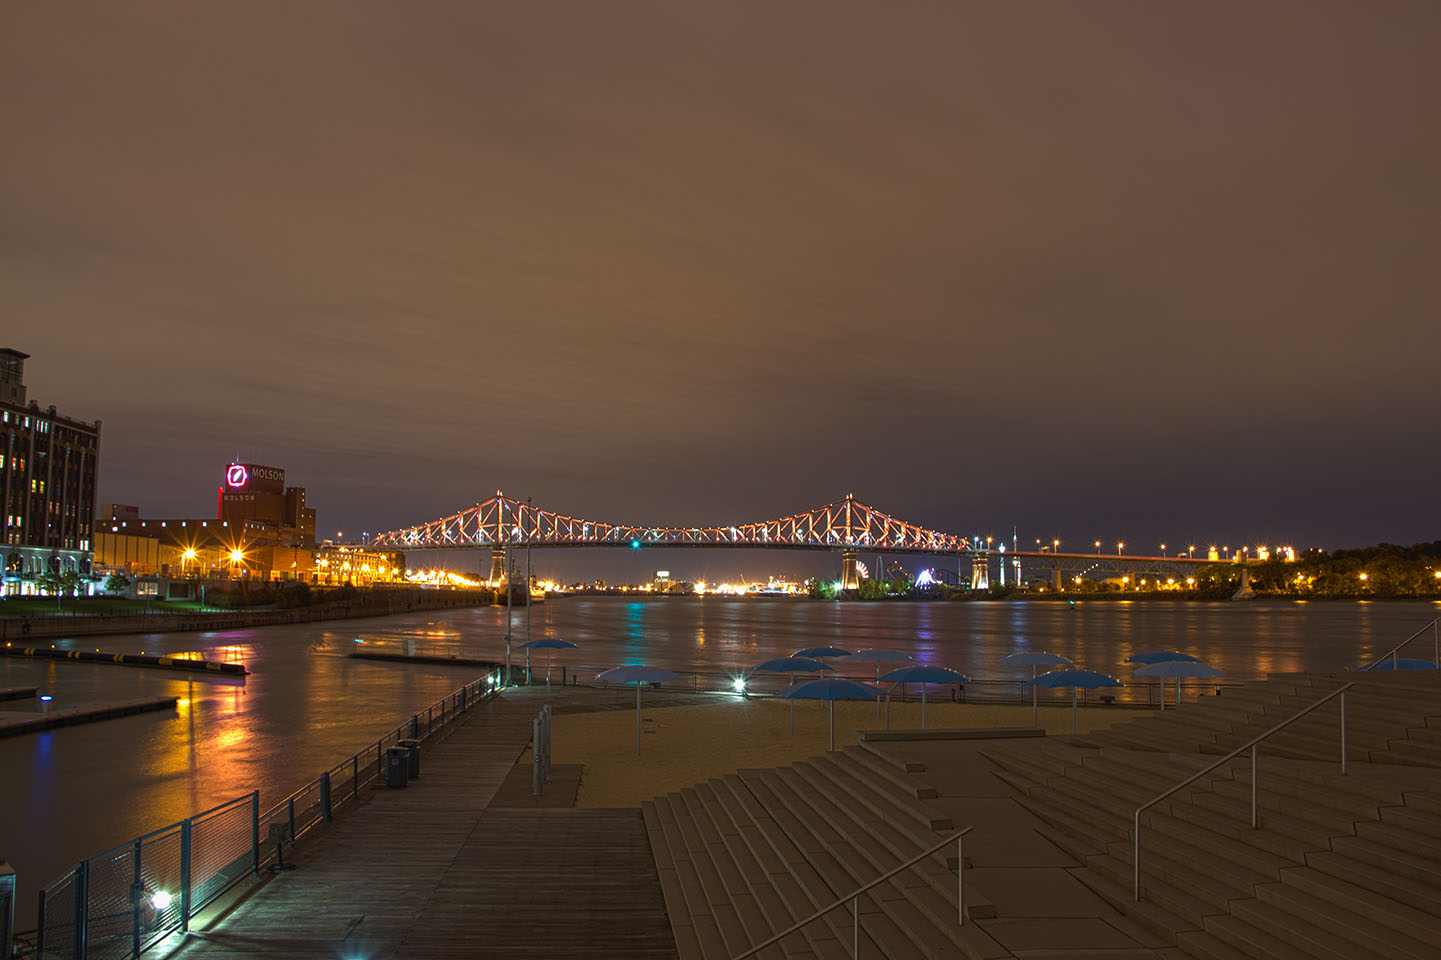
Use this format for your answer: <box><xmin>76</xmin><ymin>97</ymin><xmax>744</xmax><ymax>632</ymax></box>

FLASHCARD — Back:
<box><xmin>3</xmin><ymin>3</ymin><xmax>1438</xmax><ymax>580</ymax></box>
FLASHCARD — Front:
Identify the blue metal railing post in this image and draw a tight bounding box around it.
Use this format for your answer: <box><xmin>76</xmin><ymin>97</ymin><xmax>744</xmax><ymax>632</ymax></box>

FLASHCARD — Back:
<box><xmin>74</xmin><ymin>861</ymin><xmax>88</xmax><ymax>960</ymax></box>
<box><xmin>179</xmin><ymin>819</ymin><xmax>192</xmax><ymax>932</ymax></box>
<box><xmin>130</xmin><ymin>839</ymin><xmax>142</xmax><ymax>957</ymax></box>
<box><xmin>251</xmin><ymin>791</ymin><xmax>260</xmax><ymax>877</ymax></box>
<box><xmin>321</xmin><ymin>773</ymin><xmax>332</xmax><ymax>821</ymax></box>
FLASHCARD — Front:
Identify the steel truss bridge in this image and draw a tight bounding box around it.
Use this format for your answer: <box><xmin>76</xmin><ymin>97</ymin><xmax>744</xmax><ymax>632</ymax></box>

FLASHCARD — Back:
<box><xmin>369</xmin><ymin>491</ymin><xmax>971</xmax><ymax>554</ymax></box>
<box><xmin>366</xmin><ymin>491</ymin><xmax>1213</xmax><ymax>589</ymax></box>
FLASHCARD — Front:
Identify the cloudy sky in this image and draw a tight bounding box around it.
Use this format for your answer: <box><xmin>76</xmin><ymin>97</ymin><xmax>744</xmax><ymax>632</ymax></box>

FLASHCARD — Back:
<box><xmin>3</xmin><ymin>2</ymin><xmax>1438</xmax><ymax>578</ymax></box>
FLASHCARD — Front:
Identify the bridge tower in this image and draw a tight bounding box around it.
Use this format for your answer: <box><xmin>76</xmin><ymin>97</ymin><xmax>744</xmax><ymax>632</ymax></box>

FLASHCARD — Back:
<box><xmin>489</xmin><ymin>547</ymin><xmax>506</xmax><ymax>584</ymax></box>
<box><xmin>840</xmin><ymin>549</ymin><xmax>861</xmax><ymax>592</ymax></box>
<box><xmin>970</xmin><ymin>556</ymin><xmax>989</xmax><ymax>591</ymax></box>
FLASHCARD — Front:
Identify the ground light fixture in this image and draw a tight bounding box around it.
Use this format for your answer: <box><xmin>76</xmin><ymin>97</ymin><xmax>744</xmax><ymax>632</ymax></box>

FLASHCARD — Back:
<box><xmin>150</xmin><ymin>890</ymin><xmax>173</xmax><ymax>911</ymax></box>
<box><xmin>732</xmin><ymin>676</ymin><xmax>746</xmax><ymax>693</ymax></box>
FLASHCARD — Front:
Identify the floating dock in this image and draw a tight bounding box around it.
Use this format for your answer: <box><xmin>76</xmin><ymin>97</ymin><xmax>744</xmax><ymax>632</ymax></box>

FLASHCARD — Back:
<box><xmin>0</xmin><ymin>696</ymin><xmax>179</xmax><ymax>737</ymax></box>
<box><xmin>1</xmin><ymin>646</ymin><xmax>247</xmax><ymax>675</ymax></box>
<box><xmin>348</xmin><ymin>651</ymin><xmax>500</xmax><ymax>668</ymax></box>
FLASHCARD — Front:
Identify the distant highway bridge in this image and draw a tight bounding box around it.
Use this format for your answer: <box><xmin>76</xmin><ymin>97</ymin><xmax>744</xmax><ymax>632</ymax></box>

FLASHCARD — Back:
<box><xmin>365</xmin><ymin>491</ymin><xmax>1212</xmax><ymax>589</ymax></box>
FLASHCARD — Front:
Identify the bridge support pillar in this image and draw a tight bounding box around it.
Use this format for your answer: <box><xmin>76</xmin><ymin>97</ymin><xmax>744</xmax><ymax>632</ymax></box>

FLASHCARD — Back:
<box><xmin>970</xmin><ymin>557</ymin><xmax>989</xmax><ymax>591</ymax></box>
<box><xmin>840</xmin><ymin>550</ymin><xmax>861</xmax><ymax>593</ymax></box>
<box><xmin>1054</xmin><ymin>569</ymin><xmax>1064</xmax><ymax>592</ymax></box>
<box><xmin>489</xmin><ymin>548</ymin><xmax>506</xmax><ymax>585</ymax></box>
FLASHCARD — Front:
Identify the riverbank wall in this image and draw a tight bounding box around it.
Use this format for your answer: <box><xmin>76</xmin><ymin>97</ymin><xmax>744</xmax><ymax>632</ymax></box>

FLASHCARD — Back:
<box><xmin>0</xmin><ymin>588</ymin><xmax>491</xmax><ymax>641</ymax></box>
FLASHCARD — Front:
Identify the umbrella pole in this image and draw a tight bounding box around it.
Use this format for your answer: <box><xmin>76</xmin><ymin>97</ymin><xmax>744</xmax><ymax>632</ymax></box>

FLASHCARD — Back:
<box><xmin>1159</xmin><ymin>680</ymin><xmax>1164</xmax><ymax>710</ymax></box>
<box><xmin>790</xmin><ymin>674</ymin><xmax>796</xmax><ymax>736</ymax></box>
<box><xmin>829</xmin><ymin>700</ymin><xmax>835</xmax><ymax>752</ymax></box>
<box><xmin>546</xmin><ymin>651</ymin><xmax>552</xmax><ymax>694</ymax></box>
<box><xmin>876</xmin><ymin>665</ymin><xmax>881</xmax><ymax>716</ymax></box>
<box><xmin>1032</xmin><ymin>665</ymin><xmax>1038</xmax><ymax>726</ymax></box>
<box><xmin>1072</xmin><ymin>687</ymin><xmax>1078</xmax><ymax>735</ymax></box>
<box><xmin>1176</xmin><ymin>677</ymin><xmax>1181</xmax><ymax>707</ymax></box>
<box><xmin>886</xmin><ymin>694</ymin><xmax>891</xmax><ymax>730</ymax></box>
<box><xmin>922</xmin><ymin>687</ymin><xmax>927</xmax><ymax>729</ymax></box>
<box><xmin>636</xmin><ymin>683</ymin><xmax>642</xmax><ymax>756</ymax></box>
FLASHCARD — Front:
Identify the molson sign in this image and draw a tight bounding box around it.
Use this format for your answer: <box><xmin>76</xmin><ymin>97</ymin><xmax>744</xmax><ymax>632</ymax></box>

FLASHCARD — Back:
<box><xmin>225</xmin><ymin>463</ymin><xmax>285</xmax><ymax>494</ymax></box>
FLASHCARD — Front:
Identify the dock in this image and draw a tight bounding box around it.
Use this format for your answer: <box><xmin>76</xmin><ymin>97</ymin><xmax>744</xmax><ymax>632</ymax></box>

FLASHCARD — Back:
<box><xmin>0</xmin><ymin>696</ymin><xmax>178</xmax><ymax>737</ymax></box>
<box><xmin>1</xmin><ymin>646</ymin><xmax>247</xmax><ymax>675</ymax></box>
<box><xmin>347</xmin><ymin>650</ymin><xmax>500</xmax><ymax>669</ymax></box>
<box><xmin>166</xmin><ymin>686</ymin><xmax>700</xmax><ymax>959</ymax></box>
<box><xmin>0</xmin><ymin>686</ymin><xmax>37</xmax><ymax>702</ymax></box>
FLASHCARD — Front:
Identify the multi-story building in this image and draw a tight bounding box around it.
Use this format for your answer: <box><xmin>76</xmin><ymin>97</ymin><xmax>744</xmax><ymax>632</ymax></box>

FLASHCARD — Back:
<box><xmin>1</xmin><ymin>349</ymin><xmax>100</xmax><ymax>594</ymax></box>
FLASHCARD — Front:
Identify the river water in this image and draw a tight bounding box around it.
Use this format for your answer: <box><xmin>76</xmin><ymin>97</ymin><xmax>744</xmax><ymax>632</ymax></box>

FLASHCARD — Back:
<box><xmin>2</xmin><ymin>596</ymin><xmax>1437</xmax><ymax>922</ymax></box>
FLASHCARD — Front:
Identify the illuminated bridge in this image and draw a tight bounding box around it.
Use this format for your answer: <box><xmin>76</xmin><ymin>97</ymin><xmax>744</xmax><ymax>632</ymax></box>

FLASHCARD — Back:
<box><xmin>367</xmin><ymin>491</ymin><xmax>1212</xmax><ymax>589</ymax></box>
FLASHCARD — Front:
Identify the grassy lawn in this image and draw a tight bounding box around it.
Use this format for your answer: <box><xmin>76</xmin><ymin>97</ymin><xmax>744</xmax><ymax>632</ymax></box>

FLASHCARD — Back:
<box><xmin>0</xmin><ymin>596</ymin><xmax>211</xmax><ymax>616</ymax></box>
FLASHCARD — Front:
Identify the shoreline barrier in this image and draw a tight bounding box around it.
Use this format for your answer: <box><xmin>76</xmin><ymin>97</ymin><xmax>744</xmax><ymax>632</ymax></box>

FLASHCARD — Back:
<box><xmin>348</xmin><ymin>651</ymin><xmax>501</xmax><ymax>669</ymax></box>
<box><xmin>1</xmin><ymin>647</ymin><xmax>247</xmax><ymax>675</ymax></box>
<box><xmin>0</xmin><ymin>686</ymin><xmax>37</xmax><ymax>702</ymax></box>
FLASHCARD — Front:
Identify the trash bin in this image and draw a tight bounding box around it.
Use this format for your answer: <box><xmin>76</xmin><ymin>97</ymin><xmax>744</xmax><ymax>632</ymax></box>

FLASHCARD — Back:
<box><xmin>398</xmin><ymin>738</ymin><xmax>421</xmax><ymax>778</ymax></box>
<box><xmin>384</xmin><ymin>746</ymin><xmax>409</xmax><ymax>788</ymax></box>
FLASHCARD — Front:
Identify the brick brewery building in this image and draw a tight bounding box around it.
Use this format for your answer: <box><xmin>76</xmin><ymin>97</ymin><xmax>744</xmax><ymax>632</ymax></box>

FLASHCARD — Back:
<box><xmin>0</xmin><ymin>349</ymin><xmax>100</xmax><ymax>595</ymax></box>
<box><xmin>96</xmin><ymin>461</ymin><xmax>402</xmax><ymax>585</ymax></box>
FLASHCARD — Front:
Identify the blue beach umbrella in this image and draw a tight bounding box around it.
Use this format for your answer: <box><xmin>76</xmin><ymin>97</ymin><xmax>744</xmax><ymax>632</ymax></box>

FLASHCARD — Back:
<box><xmin>998</xmin><ymin>652</ymin><xmax>1075</xmax><ymax>724</ymax></box>
<box><xmin>1025</xmin><ymin>669</ymin><xmax>1123</xmax><ymax>734</ymax></box>
<box><xmin>1124</xmin><ymin>650</ymin><xmax>1202</xmax><ymax>665</ymax></box>
<box><xmin>781</xmin><ymin>677</ymin><xmax>885</xmax><ymax>751</ymax></box>
<box><xmin>795</xmin><ymin>646</ymin><xmax>852</xmax><ymax>659</ymax></box>
<box><xmin>595</xmin><ymin>665</ymin><xmax>685</xmax><ymax>756</ymax></box>
<box><xmin>1132</xmin><ymin>660</ymin><xmax>1224</xmax><ymax>710</ymax></box>
<box><xmin>845</xmin><ymin>649</ymin><xmax>914</xmax><ymax>715</ymax></box>
<box><xmin>879</xmin><ymin>665</ymin><xmax>971</xmax><ymax>728</ymax></box>
<box><xmin>519</xmin><ymin>638</ymin><xmax>578</xmax><ymax>692</ymax></box>
<box><xmin>751</xmin><ymin>657</ymin><xmax>832</xmax><ymax>735</ymax></box>
<box><xmin>1365</xmin><ymin>657</ymin><xmax>1438</xmax><ymax>671</ymax></box>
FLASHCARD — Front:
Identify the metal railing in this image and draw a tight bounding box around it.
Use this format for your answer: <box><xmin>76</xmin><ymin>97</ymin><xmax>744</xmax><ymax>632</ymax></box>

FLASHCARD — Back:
<box><xmin>21</xmin><ymin>671</ymin><xmax>499</xmax><ymax>960</ymax></box>
<box><xmin>1132</xmin><ymin>681</ymin><xmax>1353</xmax><ymax>901</ymax></box>
<box><xmin>1364</xmin><ymin>617</ymin><xmax>1441</xmax><ymax>671</ymax></box>
<box><xmin>730</xmin><ymin>826</ymin><xmax>973</xmax><ymax>960</ymax></box>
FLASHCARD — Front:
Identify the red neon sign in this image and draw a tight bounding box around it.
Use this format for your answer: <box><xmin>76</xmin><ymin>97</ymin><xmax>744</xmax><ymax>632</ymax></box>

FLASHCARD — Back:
<box><xmin>225</xmin><ymin>464</ymin><xmax>249</xmax><ymax>488</ymax></box>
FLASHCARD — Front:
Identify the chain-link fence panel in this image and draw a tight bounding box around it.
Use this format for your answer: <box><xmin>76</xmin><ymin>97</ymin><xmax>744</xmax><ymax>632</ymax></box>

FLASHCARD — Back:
<box><xmin>189</xmin><ymin>798</ymin><xmax>255</xmax><ymax>918</ymax></box>
<box><xmin>37</xmin><ymin>869</ymin><xmax>77</xmax><ymax>960</ymax></box>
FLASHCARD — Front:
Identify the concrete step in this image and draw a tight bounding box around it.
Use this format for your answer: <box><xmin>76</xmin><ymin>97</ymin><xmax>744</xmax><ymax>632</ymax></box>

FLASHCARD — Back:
<box><xmin>1277</xmin><ymin>863</ymin><xmax>1441</xmax><ymax>947</ymax></box>
<box><xmin>854</xmin><ymin>740</ymin><xmax>927</xmax><ymax>774</ymax></box>
<box><xmin>1201</xmin><ymin>912</ymin><xmax>1317</xmax><ymax>960</ymax></box>
<box><xmin>1067</xmin><ymin>859</ymin><xmax>1199</xmax><ymax>946</ymax></box>
<box><xmin>1205</xmin><ymin>777</ymin><xmax>1370</xmax><ymax>834</ymax></box>
<box><xmin>1375</xmin><ymin>738</ymin><xmax>1441</xmax><ymax>768</ymax></box>
<box><xmin>1141</xmin><ymin>814</ymin><xmax>1288</xmax><ymax>891</ymax></box>
<box><xmin>1087</xmin><ymin>847</ymin><xmax>1239</xmax><ymax>929</ymax></box>
<box><xmin>1306</xmin><ymin>849</ymin><xmax>1441</xmax><ymax>919</ymax></box>
<box><xmin>1401</xmin><ymin>789</ymin><xmax>1441</xmax><ymax>815</ymax></box>
<box><xmin>1354</xmin><ymin>817</ymin><xmax>1441</xmax><ymax>861</ymax></box>
<box><xmin>1167</xmin><ymin>795</ymin><xmax>1324</xmax><ymax>862</ymax></box>
<box><xmin>1225</xmin><ymin>896</ymin><xmax>1362</xmax><ymax>960</ymax></box>
<box><xmin>841</xmin><ymin>745</ymin><xmax>938</xmax><ymax>800</ymax></box>
<box><xmin>1379</xmin><ymin>802</ymin><xmax>1441</xmax><ymax>840</ymax></box>
<box><xmin>1329</xmin><ymin>833</ymin><xmax>1441</xmax><ymax>887</ymax></box>
<box><xmin>1174</xmin><ymin>928</ymin><xmax>1259</xmax><ymax>960</ymax></box>
<box><xmin>815</xmin><ymin>752</ymin><xmax>954</xmax><ymax>833</ymax></box>
<box><xmin>1207</xmin><ymin>765</ymin><xmax>1396</xmax><ymax>819</ymax></box>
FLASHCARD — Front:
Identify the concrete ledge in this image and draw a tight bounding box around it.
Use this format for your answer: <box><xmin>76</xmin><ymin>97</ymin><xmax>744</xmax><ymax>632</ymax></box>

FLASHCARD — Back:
<box><xmin>858</xmin><ymin>726</ymin><xmax>1046</xmax><ymax>742</ymax></box>
<box><xmin>0</xmin><ymin>685</ymin><xmax>37</xmax><ymax>701</ymax></box>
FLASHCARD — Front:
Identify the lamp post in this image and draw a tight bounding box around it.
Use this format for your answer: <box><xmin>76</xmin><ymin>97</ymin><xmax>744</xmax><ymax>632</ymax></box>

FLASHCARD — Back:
<box><xmin>1117</xmin><ymin>542</ymin><xmax>1125</xmax><ymax>557</ymax></box>
<box><xmin>1160</xmin><ymin>543</ymin><xmax>1167</xmax><ymax>558</ymax></box>
<box><xmin>1094</xmin><ymin>540</ymin><xmax>1101</xmax><ymax>556</ymax></box>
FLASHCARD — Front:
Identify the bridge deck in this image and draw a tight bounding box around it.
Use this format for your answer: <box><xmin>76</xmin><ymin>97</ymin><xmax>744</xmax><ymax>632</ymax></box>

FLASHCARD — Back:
<box><xmin>162</xmin><ymin>687</ymin><xmax>693</xmax><ymax>960</ymax></box>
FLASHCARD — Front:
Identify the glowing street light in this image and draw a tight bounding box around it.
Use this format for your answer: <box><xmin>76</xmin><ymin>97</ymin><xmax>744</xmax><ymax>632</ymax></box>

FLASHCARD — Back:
<box><xmin>1188</xmin><ymin>545</ymin><xmax>1195</xmax><ymax>558</ymax></box>
<box><xmin>1160</xmin><ymin>543</ymin><xmax>1167</xmax><ymax>557</ymax></box>
<box><xmin>1052</xmin><ymin>539</ymin><xmax>1060</xmax><ymax>554</ymax></box>
<box><xmin>1094</xmin><ymin>540</ymin><xmax>1101</xmax><ymax>555</ymax></box>
<box><xmin>1117</xmin><ymin>542</ymin><xmax>1125</xmax><ymax>556</ymax></box>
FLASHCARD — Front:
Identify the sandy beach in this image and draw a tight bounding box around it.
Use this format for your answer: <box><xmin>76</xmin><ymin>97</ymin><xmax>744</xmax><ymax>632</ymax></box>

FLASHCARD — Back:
<box><xmin>539</xmin><ymin>696</ymin><xmax>1149</xmax><ymax>808</ymax></box>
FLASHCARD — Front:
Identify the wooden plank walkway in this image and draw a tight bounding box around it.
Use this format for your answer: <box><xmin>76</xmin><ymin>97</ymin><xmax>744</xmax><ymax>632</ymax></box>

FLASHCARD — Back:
<box><xmin>162</xmin><ymin>686</ymin><xmax>684</xmax><ymax>959</ymax></box>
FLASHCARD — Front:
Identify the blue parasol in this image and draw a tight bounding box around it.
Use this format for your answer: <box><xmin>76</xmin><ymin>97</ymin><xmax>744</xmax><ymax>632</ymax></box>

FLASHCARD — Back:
<box><xmin>1025</xmin><ymin>669</ymin><xmax>1123</xmax><ymax>734</ymax></box>
<box><xmin>595</xmin><ymin>665</ymin><xmax>685</xmax><ymax>755</ymax></box>
<box><xmin>1132</xmin><ymin>660</ymin><xmax>1223</xmax><ymax>709</ymax></box>
<box><xmin>781</xmin><ymin>677</ymin><xmax>885</xmax><ymax>751</ymax></box>
<box><xmin>879</xmin><ymin>665</ymin><xmax>970</xmax><ymax>728</ymax></box>
<box><xmin>519</xmin><ymin>637</ymin><xmax>578</xmax><ymax>692</ymax></box>
<box><xmin>750</xmin><ymin>656</ymin><xmax>831</xmax><ymax>735</ymax></box>
<box><xmin>998</xmin><ymin>651</ymin><xmax>1075</xmax><ymax>724</ymax></box>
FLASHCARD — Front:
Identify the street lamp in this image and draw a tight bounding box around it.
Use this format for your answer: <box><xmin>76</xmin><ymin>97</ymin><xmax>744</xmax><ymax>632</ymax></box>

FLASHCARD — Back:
<box><xmin>1052</xmin><ymin>539</ymin><xmax>1060</xmax><ymax>555</ymax></box>
<box><xmin>1094</xmin><ymin>540</ymin><xmax>1101</xmax><ymax>555</ymax></box>
<box><xmin>1188</xmin><ymin>545</ymin><xmax>1195</xmax><ymax>558</ymax></box>
<box><xmin>1160</xmin><ymin>543</ymin><xmax>1167</xmax><ymax>558</ymax></box>
<box><xmin>1117</xmin><ymin>542</ymin><xmax>1125</xmax><ymax>556</ymax></box>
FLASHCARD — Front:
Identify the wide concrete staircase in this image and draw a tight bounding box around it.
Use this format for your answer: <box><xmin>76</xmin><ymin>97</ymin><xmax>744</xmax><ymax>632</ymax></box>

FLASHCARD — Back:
<box><xmin>641</xmin><ymin>746</ymin><xmax>1004</xmax><ymax>960</ymax></box>
<box><xmin>989</xmin><ymin>670</ymin><xmax>1441</xmax><ymax>960</ymax></box>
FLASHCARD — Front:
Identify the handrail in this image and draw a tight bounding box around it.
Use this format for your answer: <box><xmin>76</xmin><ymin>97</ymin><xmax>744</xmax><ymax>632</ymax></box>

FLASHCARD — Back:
<box><xmin>730</xmin><ymin>826</ymin><xmax>973</xmax><ymax>960</ymax></box>
<box><xmin>1133</xmin><ymin>681</ymin><xmax>1353</xmax><ymax>901</ymax></box>
<box><xmin>1364</xmin><ymin>617</ymin><xmax>1441</xmax><ymax>671</ymax></box>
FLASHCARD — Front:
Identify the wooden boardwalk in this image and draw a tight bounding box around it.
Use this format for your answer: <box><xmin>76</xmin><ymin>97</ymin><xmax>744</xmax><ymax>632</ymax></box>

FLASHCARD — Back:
<box><xmin>162</xmin><ymin>686</ymin><xmax>685</xmax><ymax>960</ymax></box>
